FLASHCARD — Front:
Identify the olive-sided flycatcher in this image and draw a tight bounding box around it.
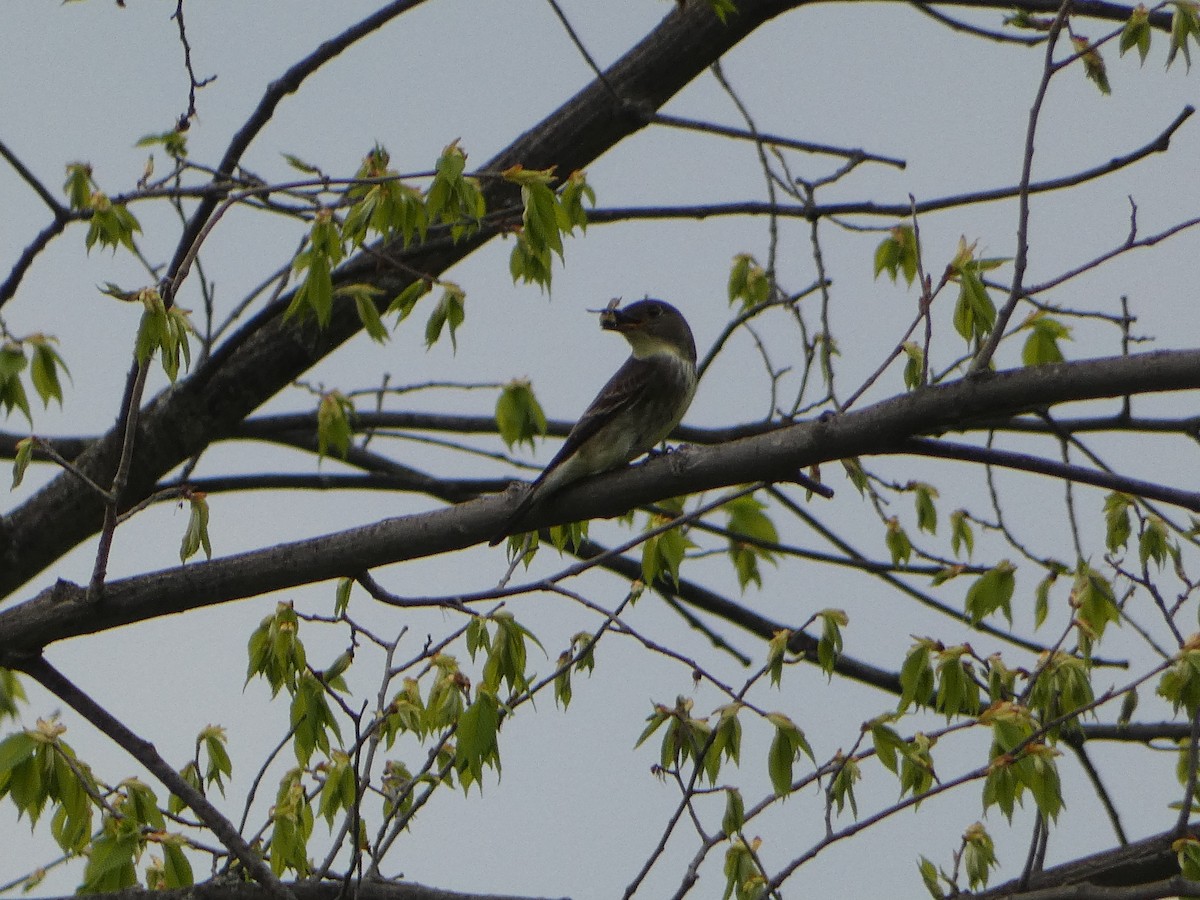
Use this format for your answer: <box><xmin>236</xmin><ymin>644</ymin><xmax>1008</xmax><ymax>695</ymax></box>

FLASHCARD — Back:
<box><xmin>491</xmin><ymin>299</ymin><xmax>698</xmax><ymax>545</ymax></box>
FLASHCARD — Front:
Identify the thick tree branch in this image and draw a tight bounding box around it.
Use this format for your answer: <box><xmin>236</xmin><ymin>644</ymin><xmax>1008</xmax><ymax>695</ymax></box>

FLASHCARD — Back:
<box><xmin>966</xmin><ymin>824</ymin><xmax>1200</xmax><ymax>898</ymax></box>
<box><xmin>4</xmin><ymin>348</ymin><xmax>1200</xmax><ymax>657</ymax></box>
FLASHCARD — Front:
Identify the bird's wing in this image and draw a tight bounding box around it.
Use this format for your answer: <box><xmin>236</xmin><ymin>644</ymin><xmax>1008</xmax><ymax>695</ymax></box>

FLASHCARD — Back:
<box><xmin>534</xmin><ymin>356</ymin><xmax>654</xmax><ymax>484</ymax></box>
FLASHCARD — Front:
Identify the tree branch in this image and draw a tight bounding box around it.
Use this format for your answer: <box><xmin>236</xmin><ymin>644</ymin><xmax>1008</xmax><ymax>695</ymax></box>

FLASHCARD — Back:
<box><xmin>5</xmin><ymin>348</ymin><xmax>1200</xmax><ymax>656</ymax></box>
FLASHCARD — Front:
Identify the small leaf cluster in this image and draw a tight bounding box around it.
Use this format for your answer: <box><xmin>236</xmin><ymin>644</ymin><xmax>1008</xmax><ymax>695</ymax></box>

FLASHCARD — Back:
<box><xmin>1118</xmin><ymin>2</ymin><xmax>1200</xmax><ymax>69</ymax></box>
<box><xmin>109</xmin><ymin>286</ymin><xmax>195</xmax><ymax>382</ymax></box>
<box><xmin>637</xmin><ymin>696</ymin><xmax>747</xmax><ymax>786</ymax></box>
<box><xmin>553</xmin><ymin>631</ymin><xmax>596</xmax><ymax>710</ymax></box>
<box><xmin>728</xmin><ymin>253</ymin><xmax>771</xmax><ymax>311</ymax></box>
<box><xmin>899</xmin><ymin>639</ymin><xmax>983</xmax><ymax>720</ymax></box>
<box><xmin>949</xmin><ymin>238</ymin><xmax>1008</xmax><ymax>345</ymax></box>
<box><xmin>317</xmin><ymin>390</ymin><xmax>355</xmax><ymax>460</ymax></box>
<box><xmin>0</xmin><ymin>669</ymin><xmax>26</xmax><ymax>721</ymax></box>
<box><xmin>172</xmin><ymin>725</ymin><xmax>232</xmax><ymax>812</ymax></box>
<box><xmin>980</xmin><ymin>701</ymin><xmax>1064</xmax><ymax>822</ymax></box>
<box><xmin>455</xmin><ymin>614</ymin><xmax>545</xmax><ymax>790</ymax></box>
<box><xmin>269</xmin><ymin>768</ymin><xmax>314</xmax><ymax>876</ymax></box>
<box><xmin>283</xmin><ymin>142</ymin><xmax>484</xmax><ymax>344</ymax></box>
<box><xmin>0</xmin><ymin>719</ymin><xmax>97</xmax><ymax>857</ymax></box>
<box><xmin>874</xmin><ymin>225</ymin><xmax>919</xmax><ymax>286</ymax></box>
<box><xmin>179</xmin><ymin>491</ymin><xmax>212</xmax><ymax>563</ymax></box>
<box><xmin>1104</xmin><ymin>491</ymin><xmax>1180</xmax><ymax>571</ymax></box>
<box><xmin>0</xmin><ymin>334</ymin><xmax>70</xmax><ymax>427</ymax></box>
<box><xmin>505</xmin><ymin>166</ymin><xmax>592</xmax><ymax>290</ymax></box>
<box><xmin>62</xmin><ymin>164</ymin><xmax>142</xmax><ymax>254</ymax></box>
<box><xmin>722</xmin><ymin>836</ymin><xmax>766</xmax><ymax>900</ymax></box>
<box><xmin>918</xmin><ymin>822</ymin><xmax>998</xmax><ymax>897</ymax></box>
<box><xmin>641</xmin><ymin>500</ymin><xmax>696</xmax><ymax>587</ymax></box>
<box><xmin>341</xmin><ymin>145</ymin><xmax>428</xmax><ymax>248</ymax></box>
<box><xmin>723</xmin><ymin>492</ymin><xmax>779</xmax><ymax>591</ymax></box>
<box><xmin>83</xmin><ymin>779</ymin><xmax>180</xmax><ymax>892</ymax></box>
<box><xmin>1157</xmin><ymin>638</ymin><xmax>1200</xmax><ymax>716</ymax></box>
<box><xmin>1019</xmin><ymin>311</ymin><xmax>1071</xmax><ymax>366</ymax></box>
<box><xmin>495</xmin><ymin>379</ymin><xmax>548</xmax><ymax>450</ymax></box>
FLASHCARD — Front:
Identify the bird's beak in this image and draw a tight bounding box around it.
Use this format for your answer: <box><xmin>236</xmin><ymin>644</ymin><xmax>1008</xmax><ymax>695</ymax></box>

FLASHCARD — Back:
<box><xmin>600</xmin><ymin>307</ymin><xmax>636</xmax><ymax>333</ymax></box>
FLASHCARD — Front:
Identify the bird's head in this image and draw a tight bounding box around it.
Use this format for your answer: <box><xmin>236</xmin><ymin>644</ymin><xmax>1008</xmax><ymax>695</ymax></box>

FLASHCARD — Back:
<box><xmin>600</xmin><ymin>299</ymin><xmax>697</xmax><ymax>363</ymax></box>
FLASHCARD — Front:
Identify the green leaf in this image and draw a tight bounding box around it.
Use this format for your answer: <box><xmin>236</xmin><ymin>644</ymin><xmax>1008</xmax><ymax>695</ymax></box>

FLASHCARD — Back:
<box><xmin>829</xmin><ymin>754</ymin><xmax>860</xmax><ymax>817</ymax></box>
<box><xmin>0</xmin><ymin>668</ymin><xmax>26</xmax><ymax>721</ymax></box>
<box><xmin>495</xmin><ymin>380</ymin><xmax>548</xmax><ymax>450</ymax></box>
<box><xmin>964</xmin><ymin>561</ymin><xmax>1016</xmax><ymax>625</ymax></box>
<box><xmin>290</xmin><ymin>671</ymin><xmax>342</xmax><ymax>765</ymax></box>
<box><xmin>897</xmin><ymin>732</ymin><xmax>936</xmax><ymax>800</ymax></box>
<box><xmin>557</xmin><ymin>170</ymin><xmax>594</xmax><ymax>232</ymax></box>
<box><xmin>334</xmin><ymin>577</ymin><xmax>352</xmax><ymax>616</ymax></box>
<box><xmin>387</xmin><ymin>279</ymin><xmax>431</xmax><ymax>322</ymax></box>
<box><xmin>456</xmin><ymin>690</ymin><xmax>502</xmax><ymax>790</ymax></box>
<box><xmin>934</xmin><ymin>645</ymin><xmax>981</xmax><ymax>719</ymax></box>
<box><xmin>199</xmin><ymin>725</ymin><xmax>232</xmax><ymax>792</ymax></box>
<box><xmin>281</xmin><ymin>152</ymin><xmax>324</xmax><ymax>175</ymax></box>
<box><xmin>161</xmin><ymin>838</ymin><xmax>195</xmax><ymax>888</ymax></box>
<box><xmin>949</xmin><ymin>509</ymin><xmax>974</xmax><ymax>558</ymax></box>
<box><xmin>963</xmin><ymin>822</ymin><xmax>997</xmax><ymax>890</ymax></box>
<box><xmin>340</xmin><ymin>283</ymin><xmax>389</xmax><ymax>343</ymax></box>
<box><xmin>817</xmin><ymin>609</ymin><xmax>847</xmax><ymax>678</ymax></box>
<box><xmin>317</xmin><ymin>390</ymin><xmax>354</xmax><ymax>460</ymax></box>
<box><xmin>766</xmin><ymin>629</ymin><xmax>789</xmax><ymax>687</ymax></box>
<box><xmin>424</xmin><ymin>283</ymin><xmax>466</xmax><ymax>351</ymax></box>
<box><xmin>427</xmin><ymin>141</ymin><xmax>484</xmax><ymax>239</ymax></box>
<box><xmin>722</xmin><ymin>838</ymin><xmax>762</xmax><ymax>900</ymax></box>
<box><xmin>0</xmin><ymin>343</ymin><xmax>32</xmax><ymax>425</ymax></box>
<box><xmin>705</xmin><ymin>0</ymin><xmax>739</xmax><ymax>23</ymax></box>
<box><xmin>480</xmin><ymin>611</ymin><xmax>543</xmax><ymax>695</ymax></box>
<box><xmin>1179</xmin><ymin>837</ymin><xmax>1200</xmax><ymax>881</ymax></box>
<box><xmin>724</xmin><ymin>492</ymin><xmax>779</xmax><ymax>591</ymax></box>
<box><xmin>317</xmin><ymin>751</ymin><xmax>356</xmax><ymax>827</ymax></box>
<box><xmin>84</xmin><ymin>193</ymin><xmax>142</xmax><ymax>254</ymax></box>
<box><xmin>912</xmin><ymin>482</ymin><xmax>938</xmax><ymax>534</ymax></box>
<box><xmin>1021</xmin><ymin>313</ymin><xmax>1071</xmax><ymax>366</ymax></box>
<box><xmin>11</xmin><ymin>436</ymin><xmax>33</xmax><ymax>489</ymax></box>
<box><xmin>63</xmin><ymin>163</ymin><xmax>93</xmax><ymax>210</ymax></box>
<box><xmin>1073</xmin><ymin>564</ymin><xmax>1120</xmax><ymax>640</ymax></box>
<box><xmin>727</xmin><ymin>253</ymin><xmax>771</xmax><ymax>311</ymax></box>
<box><xmin>179</xmin><ymin>492</ymin><xmax>212</xmax><ymax>563</ymax></box>
<box><xmin>1160</xmin><ymin>648</ymin><xmax>1200</xmax><ymax>715</ymax></box>
<box><xmin>642</xmin><ymin>523</ymin><xmax>694</xmax><ymax>588</ymax></box>
<box><xmin>765</xmin><ymin>712</ymin><xmax>813</xmax><ymax>797</ymax></box>
<box><xmin>1119</xmin><ymin>5</ymin><xmax>1153</xmax><ymax>63</ymax></box>
<box><xmin>873</xmin><ymin>224</ymin><xmax>918</xmax><ymax>285</ymax></box>
<box><xmin>1167</xmin><ymin>0</ymin><xmax>1200</xmax><ymax>70</ymax></box>
<box><xmin>1139</xmin><ymin>515</ymin><xmax>1172</xmax><ymax>569</ymax></box>
<box><xmin>722</xmin><ymin>787</ymin><xmax>745</xmax><ymax>834</ymax></box>
<box><xmin>885</xmin><ymin>518</ymin><xmax>912</xmax><ymax>565</ymax></box>
<box><xmin>1103</xmin><ymin>492</ymin><xmax>1132</xmax><ymax>553</ymax></box>
<box><xmin>899</xmin><ymin>640</ymin><xmax>936</xmax><ymax>711</ymax></box>
<box><xmin>28</xmin><ymin>337</ymin><xmax>70</xmax><ymax>407</ymax></box>
<box><xmin>1072</xmin><ymin>35</ymin><xmax>1111</xmax><ymax>95</ymax></box>
<box><xmin>870</xmin><ymin>720</ymin><xmax>904</xmax><ymax>774</ymax></box>
<box><xmin>245</xmin><ymin>602</ymin><xmax>307</xmax><ymax>696</ymax></box>
<box><xmin>918</xmin><ymin>856</ymin><xmax>945</xmax><ymax>899</ymax></box>
<box><xmin>901</xmin><ymin>341</ymin><xmax>925</xmax><ymax>390</ymax></box>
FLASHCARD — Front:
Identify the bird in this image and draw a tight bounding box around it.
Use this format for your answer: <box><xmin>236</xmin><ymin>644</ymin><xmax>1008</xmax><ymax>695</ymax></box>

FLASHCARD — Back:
<box><xmin>490</xmin><ymin>298</ymin><xmax>698</xmax><ymax>546</ymax></box>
